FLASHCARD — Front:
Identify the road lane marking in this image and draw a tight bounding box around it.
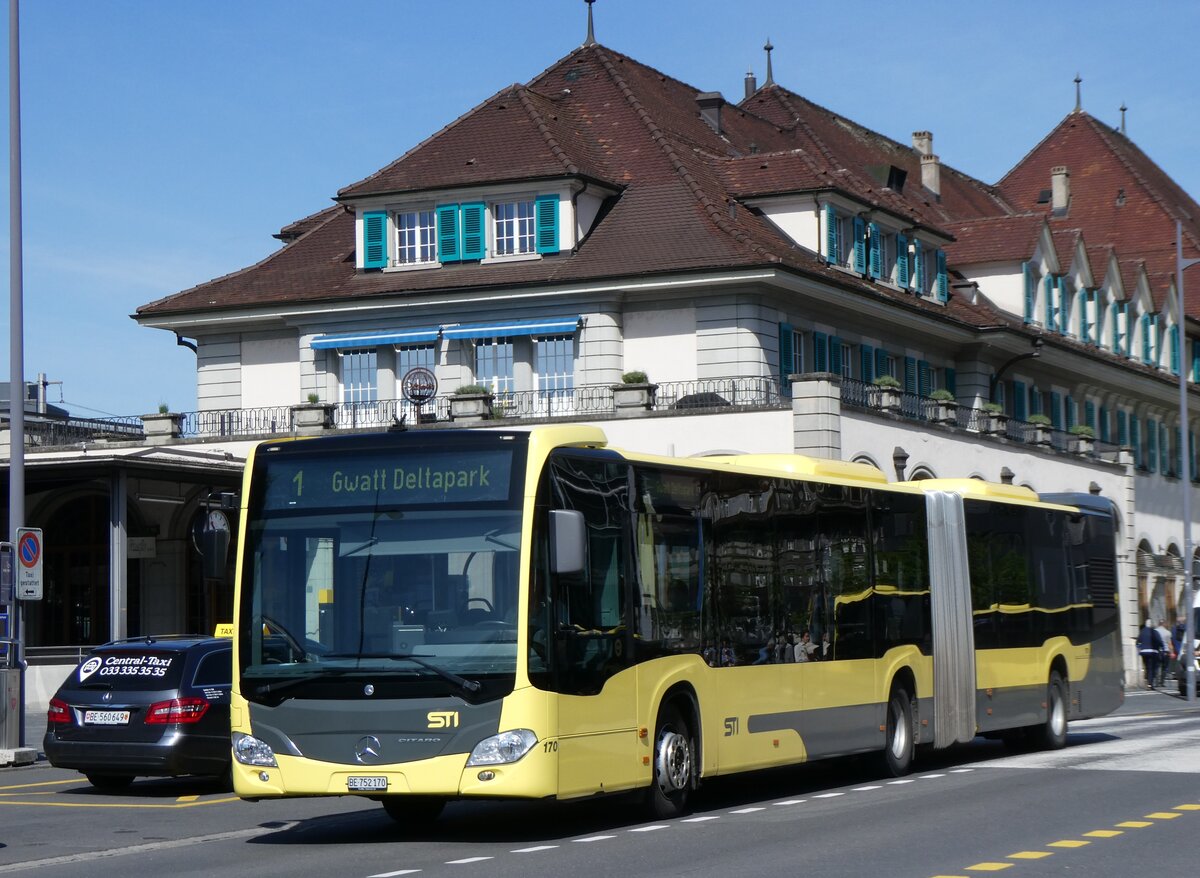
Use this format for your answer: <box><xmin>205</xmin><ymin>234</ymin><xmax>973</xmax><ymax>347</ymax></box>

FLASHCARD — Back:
<box><xmin>1007</xmin><ymin>852</ymin><xmax>1051</xmax><ymax>859</ymax></box>
<box><xmin>887</xmin><ymin>779</ymin><xmax>914</xmax><ymax>784</ymax></box>
<box><xmin>1146</xmin><ymin>812</ymin><xmax>1181</xmax><ymax>819</ymax></box>
<box><xmin>369</xmin><ymin>871</ymin><xmax>421</xmax><ymax>877</ymax></box>
<box><xmin>511</xmin><ymin>846</ymin><xmax>558</xmax><ymax>853</ymax></box>
<box><xmin>0</xmin><ymin>822</ymin><xmax>295</xmax><ymax>873</ymax></box>
<box><xmin>1116</xmin><ymin>821</ymin><xmax>1152</xmax><ymax>827</ymax></box>
<box><xmin>775</xmin><ymin>799</ymin><xmax>806</xmax><ymax>805</ymax></box>
<box><xmin>813</xmin><ymin>793</ymin><xmax>843</xmax><ymax>799</ymax></box>
<box><xmin>0</xmin><ymin>797</ymin><xmax>240</xmax><ymax>810</ymax></box>
<box><xmin>573</xmin><ymin>835</ymin><xmax>615</xmax><ymax>843</ymax></box>
<box><xmin>628</xmin><ymin>825</ymin><xmax>668</xmax><ymax>832</ymax></box>
<box><xmin>1175</xmin><ymin>804</ymin><xmax>1200</xmax><ymax>810</ymax></box>
<box><xmin>730</xmin><ymin>806</ymin><xmax>765</xmax><ymax>813</ymax></box>
<box><xmin>446</xmin><ymin>857</ymin><xmax>492</xmax><ymax>865</ymax></box>
<box><xmin>920</xmin><ymin>774</ymin><xmax>946</xmax><ymax>779</ymax></box>
<box><xmin>852</xmin><ymin>786</ymin><xmax>881</xmax><ymax>791</ymax></box>
<box><xmin>1047</xmin><ymin>840</ymin><xmax>1089</xmax><ymax>848</ymax></box>
<box><xmin>176</xmin><ymin>795</ymin><xmax>200</xmax><ymax>803</ymax></box>
<box><xmin>964</xmin><ymin>863</ymin><xmax>1012</xmax><ymax>871</ymax></box>
<box><xmin>949</xmin><ymin>769</ymin><xmax>974</xmax><ymax>773</ymax></box>
<box><xmin>1083</xmin><ymin>830</ymin><xmax>1122</xmax><ymax>837</ymax></box>
<box><xmin>682</xmin><ymin>816</ymin><xmax>719</xmax><ymax>822</ymax></box>
<box><xmin>0</xmin><ymin>779</ymin><xmax>77</xmax><ymax>791</ymax></box>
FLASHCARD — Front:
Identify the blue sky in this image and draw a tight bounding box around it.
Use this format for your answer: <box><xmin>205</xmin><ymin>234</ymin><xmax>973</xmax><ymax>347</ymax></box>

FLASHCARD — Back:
<box><xmin>1</xmin><ymin>0</ymin><xmax>1197</xmax><ymax>418</ymax></box>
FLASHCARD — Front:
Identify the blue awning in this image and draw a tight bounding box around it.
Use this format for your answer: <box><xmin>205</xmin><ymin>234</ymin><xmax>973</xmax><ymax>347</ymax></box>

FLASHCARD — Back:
<box><xmin>312</xmin><ymin>327</ymin><xmax>440</xmax><ymax>350</ymax></box>
<box><xmin>440</xmin><ymin>316</ymin><xmax>582</xmax><ymax>340</ymax></box>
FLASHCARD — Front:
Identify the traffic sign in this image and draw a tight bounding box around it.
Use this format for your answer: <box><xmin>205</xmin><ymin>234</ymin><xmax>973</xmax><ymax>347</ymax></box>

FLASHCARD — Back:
<box><xmin>15</xmin><ymin>527</ymin><xmax>43</xmax><ymax>601</ymax></box>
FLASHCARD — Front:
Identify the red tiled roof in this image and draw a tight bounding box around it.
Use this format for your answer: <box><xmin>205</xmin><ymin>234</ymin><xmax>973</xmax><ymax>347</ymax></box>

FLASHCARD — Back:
<box><xmin>944</xmin><ymin>215</ymin><xmax>1043</xmax><ymax>266</ymax></box>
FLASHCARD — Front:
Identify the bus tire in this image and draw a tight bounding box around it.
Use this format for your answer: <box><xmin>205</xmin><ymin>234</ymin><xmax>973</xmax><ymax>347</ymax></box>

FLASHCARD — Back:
<box><xmin>880</xmin><ymin>687</ymin><xmax>914</xmax><ymax>777</ymax></box>
<box><xmin>647</xmin><ymin>704</ymin><xmax>694</xmax><ymax>819</ymax></box>
<box><xmin>381</xmin><ymin>796</ymin><xmax>445</xmax><ymax>826</ymax></box>
<box><xmin>1036</xmin><ymin>671</ymin><xmax>1068</xmax><ymax>750</ymax></box>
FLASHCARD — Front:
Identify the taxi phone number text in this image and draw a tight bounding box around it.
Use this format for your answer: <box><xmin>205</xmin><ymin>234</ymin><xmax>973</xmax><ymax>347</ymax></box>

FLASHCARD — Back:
<box><xmin>98</xmin><ymin>666</ymin><xmax>169</xmax><ymax>677</ymax></box>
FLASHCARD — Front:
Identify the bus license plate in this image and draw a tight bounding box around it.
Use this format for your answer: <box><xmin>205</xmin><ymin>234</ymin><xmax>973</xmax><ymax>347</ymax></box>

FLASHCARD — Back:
<box><xmin>84</xmin><ymin>710</ymin><xmax>130</xmax><ymax>725</ymax></box>
<box><xmin>347</xmin><ymin>776</ymin><xmax>388</xmax><ymax>791</ymax></box>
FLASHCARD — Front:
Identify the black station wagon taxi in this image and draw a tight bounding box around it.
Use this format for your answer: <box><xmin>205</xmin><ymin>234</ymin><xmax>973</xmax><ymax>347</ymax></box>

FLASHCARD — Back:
<box><xmin>43</xmin><ymin>634</ymin><xmax>232</xmax><ymax>790</ymax></box>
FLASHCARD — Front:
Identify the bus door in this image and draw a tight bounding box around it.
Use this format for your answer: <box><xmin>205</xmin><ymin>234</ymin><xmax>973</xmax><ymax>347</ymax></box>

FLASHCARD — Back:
<box><xmin>546</xmin><ymin>454</ymin><xmax>640</xmax><ymax>798</ymax></box>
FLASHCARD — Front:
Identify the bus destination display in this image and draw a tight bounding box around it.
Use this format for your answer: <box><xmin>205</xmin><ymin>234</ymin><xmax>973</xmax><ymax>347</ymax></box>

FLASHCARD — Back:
<box><xmin>262</xmin><ymin>448</ymin><xmax>514</xmax><ymax>509</ymax></box>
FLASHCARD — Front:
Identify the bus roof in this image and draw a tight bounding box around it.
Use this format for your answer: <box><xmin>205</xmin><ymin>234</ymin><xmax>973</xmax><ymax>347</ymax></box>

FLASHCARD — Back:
<box><xmin>895</xmin><ymin>478</ymin><xmax>1077</xmax><ymax>511</ymax></box>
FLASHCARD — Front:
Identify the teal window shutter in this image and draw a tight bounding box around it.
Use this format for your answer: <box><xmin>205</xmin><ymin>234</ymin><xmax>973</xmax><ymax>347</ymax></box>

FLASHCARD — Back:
<box><xmin>917</xmin><ymin>360</ymin><xmax>931</xmax><ymax>397</ymax></box>
<box><xmin>1161</xmin><ymin>423</ymin><xmax>1171</xmax><ymax>475</ymax></box>
<box><xmin>362</xmin><ymin>210</ymin><xmax>388</xmax><ymax>269</ymax></box>
<box><xmin>1191</xmin><ymin>431</ymin><xmax>1197</xmax><ymax>482</ymax></box>
<box><xmin>1098</xmin><ymin>405</ymin><xmax>1109</xmax><ymax>443</ymax></box>
<box><xmin>868</xmin><ymin>223</ymin><xmax>882</xmax><ymax>279</ymax></box>
<box><xmin>460</xmin><ymin>202</ymin><xmax>486</xmax><ymax>260</ymax></box>
<box><xmin>1013</xmin><ymin>380</ymin><xmax>1027</xmax><ymax>421</ymax></box>
<box><xmin>1085</xmin><ymin>400</ymin><xmax>1096</xmax><ymax>430</ymax></box>
<box><xmin>904</xmin><ymin>356</ymin><xmax>917</xmax><ymax>395</ymax></box>
<box><xmin>945</xmin><ymin>367</ymin><xmax>956</xmax><ymax>396</ymax></box>
<box><xmin>1064</xmin><ymin>396</ymin><xmax>1076</xmax><ymax>431</ymax></box>
<box><xmin>896</xmin><ymin>235</ymin><xmax>909</xmax><ymax>287</ymax></box>
<box><xmin>1117</xmin><ymin>410</ymin><xmax>1129</xmax><ymax>447</ymax></box>
<box><xmin>1140</xmin><ymin>314</ymin><xmax>1151</xmax><ymax>364</ymax></box>
<box><xmin>1056</xmin><ymin>276</ymin><xmax>1069</xmax><ymax>333</ymax></box>
<box><xmin>825</xmin><ymin>204</ymin><xmax>838</xmax><ymax>262</ymax></box>
<box><xmin>860</xmin><ymin>344</ymin><xmax>875</xmax><ymax>382</ymax></box>
<box><xmin>778</xmin><ymin>323</ymin><xmax>794</xmax><ymax>394</ymax></box>
<box><xmin>1110</xmin><ymin>302</ymin><xmax>1120</xmax><ymax>351</ymax></box>
<box><xmin>1050</xmin><ymin>391</ymin><xmax>1063</xmax><ymax>429</ymax></box>
<box><xmin>1131</xmin><ymin>417</ymin><xmax>1141</xmax><ymax>467</ymax></box>
<box><xmin>1023</xmin><ymin>263</ymin><xmax>1034</xmax><ymax>323</ymax></box>
<box><xmin>1193</xmin><ymin>339</ymin><xmax>1200</xmax><ymax>382</ymax></box>
<box><xmin>1151</xmin><ymin>314</ymin><xmax>1161</xmax><ymax>366</ymax></box>
<box><xmin>1079</xmin><ymin>290</ymin><xmax>1089</xmax><ymax>342</ymax></box>
<box><xmin>1030</xmin><ymin>387</ymin><xmax>1043</xmax><ymax>416</ymax></box>
<box><xmin>935</xmin><ymin>250</ymin><xmax>948</xmax><ymax>302</ymax></box>
<box><xmin>853</xmin><ymin>217</ymin><xmax>867</xmax><ymax>274</ymax></box>
<box><xmin>534</xmin><ymin>194</ymin><xmax>559</xmax><ymax>254</ymax></box>
<box><xmin>1147</xmin><ymin>419</ymin><xmax>1157</xmax><ymax>472</ymax></box>
<box><xmin>436</xmin><ymin>203</ymin><xmax>460</xmax><ymax>263</ymax></box>
<box><xmin>1172</xmin><ymin>425</ymin><xmax>1181</xmax><ymax>476</ymax></box>
<box><xmin>830</xmin><ymin>338</ymin><xmax>849</xmax><ymax>376</ymax></box>
<box><xmin>875</xmin><ymin>347</ymin><xmax>889</xmax><ymax>378</ymax></box>
<box><xmin>1044</xmin><ymin>275</ymin><xmax>1054</xmax><ymax>326</ymax></box>
<box><xmin>913</xmin><ymin>240</ymin><xmax>924</xmax><ymax>294</ymax></box>
<box><xmin>1170</xmin><ymin>325</ymin><xmax>1180</xmax><ymax>374</ymax></box>
<box><xmin>813</xmin><ymin>331</ymin><xmax>828</xmax><ymax>372</ymax></box>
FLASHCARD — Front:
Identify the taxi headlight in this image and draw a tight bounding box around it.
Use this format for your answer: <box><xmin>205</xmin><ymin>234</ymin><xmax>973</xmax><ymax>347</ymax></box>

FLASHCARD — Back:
<box><xmin>465</xmin><ymin>729</ymin><xmax>538</xmax><ymax>766</ymax></box>
<box><xmin>232</xmin><ymin>732</ymin><xmax>278</xmax><ymax>767</ymax></box>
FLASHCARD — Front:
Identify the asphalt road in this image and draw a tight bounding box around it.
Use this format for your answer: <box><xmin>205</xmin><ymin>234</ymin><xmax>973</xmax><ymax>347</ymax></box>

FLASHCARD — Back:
<box><xmin>2</xmin><ymin>687</ymin><xmax>1197</xmax><ymax>878</ymax></box>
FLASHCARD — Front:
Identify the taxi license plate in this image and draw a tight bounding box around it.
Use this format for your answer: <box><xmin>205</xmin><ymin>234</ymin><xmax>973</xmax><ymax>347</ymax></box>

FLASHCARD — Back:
<box><xmin>84</xmin><ymin>710</ymin><xmax>130</xmax><ymax>725</ymax></box>
<box><xmin>347</xmin><ymin>776</ymin><xmax>388</xmax><ymax>791</ymax></box>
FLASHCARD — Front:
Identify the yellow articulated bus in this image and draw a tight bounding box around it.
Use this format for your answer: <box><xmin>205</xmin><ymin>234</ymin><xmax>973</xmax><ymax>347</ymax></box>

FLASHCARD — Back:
<box><xmin>228</xmin><ymin>425</ymin><xmax>1123</xmax><ymax>822</ymax></box>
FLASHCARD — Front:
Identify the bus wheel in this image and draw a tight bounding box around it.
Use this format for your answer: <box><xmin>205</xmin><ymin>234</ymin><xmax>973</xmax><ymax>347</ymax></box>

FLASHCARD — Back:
<box><xmin>648</xmin><ymin>704</ymin><xmax>694</xmax><ymax>819</ymax></box>
<box><xmin>381</xmin><ymin>796</ymin><xmax>445</xmax><ymax>826</ymax></box>
<box><xmin>1036</xmin><ymin>671</ymin><xmax>1068</xmax><ymax>750</ymax></box>
<box><xmin>881</xmin><ymin>687</ymin><xmax>914</xmax><ymax>776</ymax></box>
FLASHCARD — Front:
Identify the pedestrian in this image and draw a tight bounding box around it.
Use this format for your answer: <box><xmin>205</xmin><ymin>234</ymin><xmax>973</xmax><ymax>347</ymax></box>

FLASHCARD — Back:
<box><xmin>1155</xmin><ymin>618</ymin><xmax>1174</xmax><ymax>685</ymax></box>
<box><xmin>1136</xmin><ymin>619</ymin><xmax>1164</xmax><ymax>689</ymax></box>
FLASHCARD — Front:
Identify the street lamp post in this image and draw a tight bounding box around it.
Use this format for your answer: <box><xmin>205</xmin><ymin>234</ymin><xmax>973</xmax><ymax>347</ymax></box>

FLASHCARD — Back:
<box><xmin>1178</xmin><ymin>219</ymin><xmax>1200</xmax><ymax>703</ymax></box>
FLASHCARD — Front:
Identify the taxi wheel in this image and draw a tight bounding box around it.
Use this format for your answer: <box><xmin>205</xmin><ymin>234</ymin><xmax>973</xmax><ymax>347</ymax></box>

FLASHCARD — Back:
<box><xmin>86</xmin><ymin>773</ymin><xmax>134</xmax><ymax>791</ymax></box>
<box><xmin>381</xmin><ymin>796</ymin><xmax>445</xmax><ymax>826</ymax></box>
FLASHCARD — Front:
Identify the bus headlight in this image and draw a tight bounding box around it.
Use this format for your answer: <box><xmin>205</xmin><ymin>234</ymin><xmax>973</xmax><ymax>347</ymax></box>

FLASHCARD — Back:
<box><xmin>465</xmin><ymin>729</ymin><xmax>538</xmax><ymax>766</ymax></box>
<box><xmin>233</xmin><ymin>732</ymin><xmax>279</xmax><ymax>767</ymax></box>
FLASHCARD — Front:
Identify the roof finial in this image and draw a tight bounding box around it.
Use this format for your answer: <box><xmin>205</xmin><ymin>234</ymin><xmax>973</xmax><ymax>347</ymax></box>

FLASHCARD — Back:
<box><xmin>584</xmin><ymin>0</ymin><xmax>596</xmax><ymax>47</ymax></box>
<box><xmin>1074</xmin><ymin>73</ymin><xmax>1082</xmax><ymax>113</ymax></box>
<box><xmin>1119</xmin><ymin>102</ymin><xmax>1127</xmax><ymax>134</ymax></box>
<box><xmin>764</xmin><ymin>39</ymin><xmax>774</xmax><ymax>86</ymax></box>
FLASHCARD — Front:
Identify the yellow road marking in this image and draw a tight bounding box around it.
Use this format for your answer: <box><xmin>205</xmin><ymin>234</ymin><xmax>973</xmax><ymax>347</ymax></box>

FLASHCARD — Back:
<box><xmin>1007</xmin><ymin>852</ymin><xmax>1051</xmax><ymax>860</ymax></box>
<box><xmin>0</xmin><ymin>779</ymin><xmax>78</xmax><ymax>791</ymax></box>
<box><xmin>0</xmin><ymin>797</ymin><xmax>239</xmax><ymax>809</ymax></box>
<box><xmin>176</xmin><ymin>795</ymin><xmax>200</xmax><ymax>803</ymax></box>
<box><xmin>930</xmin><ymin>875</ymin><xmax>970</xmax><ymax>877</ymax></box>
<box><xmin>1147</xmin><ymin>812</ymin><xmax>1181</xmax><ymax>819</ymax></box>
<box><xmin>1084</xmin><ymin>830</ymin><xmax>1122</xmax><ymax>838</ymax></box>
<box><xmin>1175</xmin><ymin>804</ymin><xmax>1200</xmax><ymax>811</ymax></box>
<box><xmin>965</xmin><ymin>864</ymin><xmax>1012</xmax><ymax>872</ymax></box>
<box><xmin>1117</xmin><ymin>821</ymin><xmax>1152</xmax><ymax>828</ymax></box>
<box><xmin>1047</xmin><ymin>840</ymin><xmax>1089</xmax><ymax>848</ymax></box>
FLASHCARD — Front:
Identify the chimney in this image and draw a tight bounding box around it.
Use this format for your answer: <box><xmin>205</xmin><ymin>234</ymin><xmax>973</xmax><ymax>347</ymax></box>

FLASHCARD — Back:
<box><xmin>744</xmin><ymin>68</ymin><xmax>757</xmax><ymax>100</ymax></box>
<box><xmin>912</xmin><ymin>130</ymin><xmax>933</xmax><ymax>157</ymax></box>
<box><xmin>697</xmin><ymin>91</ymin><xmax>725</xmax><ymax>134</ymax></box>
<box><xmin>1051</xmin><ymin>166</ymin><xmax>1070</xmax><ymax>213</ymax></box>
<box><xmin>921</xmin><ymin>154</ymin><xmax>941</xmax><ymax>197</ymax></box>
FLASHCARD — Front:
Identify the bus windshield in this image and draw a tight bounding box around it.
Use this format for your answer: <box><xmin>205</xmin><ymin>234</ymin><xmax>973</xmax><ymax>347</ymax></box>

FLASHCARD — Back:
<box><xmin>238</xmin><ymin>438</ymin><xmax>525</xmax><ymax>702</ymax></box>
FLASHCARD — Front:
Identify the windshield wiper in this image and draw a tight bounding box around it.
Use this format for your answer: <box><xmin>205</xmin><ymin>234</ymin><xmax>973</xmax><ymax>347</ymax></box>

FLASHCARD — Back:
<box><xmin>321</xmin><ymin>652</ymin><xmax>482</xmax><ymax>694</ymax></box>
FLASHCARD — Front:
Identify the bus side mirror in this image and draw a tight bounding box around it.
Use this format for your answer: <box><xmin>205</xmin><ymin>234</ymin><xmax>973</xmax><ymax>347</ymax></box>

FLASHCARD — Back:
<box><xmin>549</xmin><ymin>510</ymin><xmax>586</xmax><ymax>575</ymax></box>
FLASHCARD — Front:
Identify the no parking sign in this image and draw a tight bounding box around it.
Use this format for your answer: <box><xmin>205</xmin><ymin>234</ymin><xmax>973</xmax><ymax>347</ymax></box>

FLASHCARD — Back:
<box><xmin>16</xmin><ymin>527</ymin><xmax>43</xmax><ymax>600</ymax></box>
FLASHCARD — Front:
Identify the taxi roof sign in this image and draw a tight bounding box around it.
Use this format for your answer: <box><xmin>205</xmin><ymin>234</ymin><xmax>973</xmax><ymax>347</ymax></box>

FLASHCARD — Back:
<box><xmin>213</xmin><ymin>623</ymin><xmax>234</xmax><ymax>638</ymax></box>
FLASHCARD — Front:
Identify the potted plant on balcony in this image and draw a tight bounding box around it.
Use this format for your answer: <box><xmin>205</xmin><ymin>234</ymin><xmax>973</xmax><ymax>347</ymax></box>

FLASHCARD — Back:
<box><xmin>612</xmin><ymin>371</ymin><xmax>657</xmax><ymax>415</ymax></box>
<box><xmin>1026</xmin><ymin>413</ymin><xmax>1053</xmax><ymax>446</ymax></box>
<box><xmin>450</xmin><ymin>384</ymin><xmax>494</xmax><ymax>421</ymax></box>
<box><xmin>1069</xmin><ymin>423</ymin><xmax>1096</xmax><ymax>455</ymax></box>
<box><xmin>291</xmin><ymin>393</ymin><xmax>336</xmax><ymax>432</ymax></box>
<box><xmin>871</xmin><ymin>374</ymin><xmax>902</xmax><ymax>413</ymax></box>
<box><xmin>140</xmin><ymin>402</ymin><xmax>184</xmax><ymax>443</ymax></box>
<box><xmin>928</xmin><ymin>388</ymin><xmax>958</xmax><ymax>425</ymax></box>
<box><xmin>979</xmin><ymin>402</ymin><xmax>1009</xmax><ymax>436</ymax></box>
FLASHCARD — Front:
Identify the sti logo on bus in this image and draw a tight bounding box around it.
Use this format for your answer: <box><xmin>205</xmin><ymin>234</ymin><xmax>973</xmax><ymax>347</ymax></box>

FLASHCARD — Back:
<box><xmin>427</xmin><ymin>711</ymin><xmax>460</xmax><ymax>729</ymax></box>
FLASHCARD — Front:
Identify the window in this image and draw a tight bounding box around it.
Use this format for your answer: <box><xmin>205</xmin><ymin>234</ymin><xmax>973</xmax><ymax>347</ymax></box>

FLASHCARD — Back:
<box><xmin>475</xmin><ymin>338</ymin><xmax>514</xmax><ymax>397</ymax></box>
<box><xmin>395</xmin><ymin>210</ymin><xmax>437</xmax><ymax>265</ymax></box>
<box><xmin>494</xmin><ymin>200</ymin><xmax>536</xmax><ymax>256</ymax></box>
<box><xmin>341</xmin><ymin>349</ymin><xmax>378</xmax><ymax>404</ymax></box>
<box><xmin>840</xmin><ymin>342</ymin><xmax>853</xmax><ymax>379</ymax></box>
<box><xmin>791</xmin><ymin>330</ymin><xmax>805</xmax><ymax>376</ymax></box>
<box><xmin>536</xmin><ymin>335</ymin><xmax>575</xmax><ymax>415</ymax></box>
